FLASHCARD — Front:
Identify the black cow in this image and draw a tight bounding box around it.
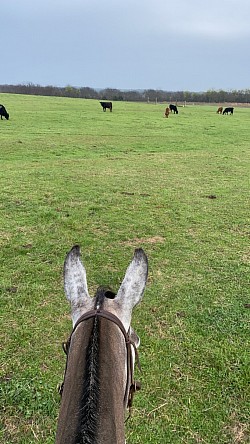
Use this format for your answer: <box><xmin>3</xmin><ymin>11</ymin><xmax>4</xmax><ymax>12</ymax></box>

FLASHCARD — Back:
<box><xmin>100</xmin><ymin>101</ymin><xmax>112</xmax><ymax>112</ymax></box>
<box><xmin>0</xmin><ymin>104</ymin><xmax>9</xmax><ymax>120</ymax></box>
<box><xmin>169</xmin><ymin>104</ymin><xmax>178</xmax><ymax>114</ymax></box>
<box><xmin>223</xmin><ymin>107</ymin><xmax>234</xmax><ymax>115</ymax></box>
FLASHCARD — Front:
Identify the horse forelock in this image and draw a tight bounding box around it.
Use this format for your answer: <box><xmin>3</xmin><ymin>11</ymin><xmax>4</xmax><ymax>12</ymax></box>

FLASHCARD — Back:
<box><xmin>94</xmin><ymin>286</ymin><xmax>116</xmax><ymax>308</ymax></box>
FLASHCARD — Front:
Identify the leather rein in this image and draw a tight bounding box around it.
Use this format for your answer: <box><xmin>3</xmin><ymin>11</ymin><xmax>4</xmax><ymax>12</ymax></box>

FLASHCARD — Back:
<box><xmin>59</xmin><ymin>308</ymin><xmax>141</xmax><ymax>414</ymax></box>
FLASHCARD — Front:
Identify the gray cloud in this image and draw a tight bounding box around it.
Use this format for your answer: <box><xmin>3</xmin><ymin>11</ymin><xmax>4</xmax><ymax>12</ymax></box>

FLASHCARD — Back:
<box><xmin>1</xmin><ymin>0</ymin><xmax>250</xmax><ymax>90</ymax></box>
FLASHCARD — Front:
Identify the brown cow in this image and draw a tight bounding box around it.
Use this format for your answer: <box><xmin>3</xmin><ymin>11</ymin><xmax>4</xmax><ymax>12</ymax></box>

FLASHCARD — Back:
<box><xmin>217</xmin><ymin>107</ymin><xmax>223</xmax><ymax>114</ymax></box>
<box><xmin>165</xmin><ymin>107</ymin><xmax>170</xmax><ymax>118</ymax></box>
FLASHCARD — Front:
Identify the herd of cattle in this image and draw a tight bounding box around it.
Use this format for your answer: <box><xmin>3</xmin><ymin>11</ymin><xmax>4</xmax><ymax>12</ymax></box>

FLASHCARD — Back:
<box><xmin>164</xmin><ymin>104</ymin><xmax>235</xmax><ymax>118</ymax></box>
<box><xmin>0</xmin><ymin>103</ymin><xmax>236</xmax><ymax>122</ymax></box>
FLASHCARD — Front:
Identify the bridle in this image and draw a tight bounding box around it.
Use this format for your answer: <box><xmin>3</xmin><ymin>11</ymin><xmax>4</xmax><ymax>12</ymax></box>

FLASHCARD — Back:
<box><xmin>59</xmin><ymin>308</ymin><xmax>141</xmax><ymax>414</ymax></box>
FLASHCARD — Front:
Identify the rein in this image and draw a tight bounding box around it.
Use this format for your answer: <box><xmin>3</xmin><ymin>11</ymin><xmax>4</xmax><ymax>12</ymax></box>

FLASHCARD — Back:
<box><xmin>59</xmin><ymin>308</ymin><xmax>141</xmax><ymax>413</ymax></box>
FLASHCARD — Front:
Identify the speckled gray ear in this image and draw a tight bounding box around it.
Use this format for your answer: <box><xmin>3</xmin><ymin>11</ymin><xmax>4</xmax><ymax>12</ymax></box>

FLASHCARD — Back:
<box><xmin>64</xmin><ymin>245</ymin><xmax>92</xmax><ymax>324</ymax></box>
<box><xmin>116</xmin><ymin>248</ymin><xmax>148</xmax><ymax>311</ymax></box>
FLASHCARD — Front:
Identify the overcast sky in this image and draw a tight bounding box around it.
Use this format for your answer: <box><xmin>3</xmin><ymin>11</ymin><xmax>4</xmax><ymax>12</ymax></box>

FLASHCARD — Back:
<box><xmin>1</xmin><ymin>0</ymin><xmax>250</xmax><ymax>91</ymax></box>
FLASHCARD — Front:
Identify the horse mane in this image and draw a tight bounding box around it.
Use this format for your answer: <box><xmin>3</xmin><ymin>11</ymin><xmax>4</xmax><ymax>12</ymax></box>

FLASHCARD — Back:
<box><xmin>76</xmin><ymin>287</ymin><xmax>116</xmax><ymax>443</ymax></box>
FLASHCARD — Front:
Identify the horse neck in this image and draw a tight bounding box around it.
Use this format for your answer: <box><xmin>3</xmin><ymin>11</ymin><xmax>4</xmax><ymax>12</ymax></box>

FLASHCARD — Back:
<box><xmin>56</xmin><ymin>318</ymin><xmax>127</xmax><ymax>444</ymax></box>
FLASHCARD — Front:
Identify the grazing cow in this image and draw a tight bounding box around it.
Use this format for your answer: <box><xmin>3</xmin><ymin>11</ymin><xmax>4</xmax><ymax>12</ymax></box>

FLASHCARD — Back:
<box><xmin>165</xmin><ymin>107</ymin><xmax>170</xmax><ymax>118</ymax></box>
<box><xmin>100</xmin><ymin>101</ymin><xmax>112</xmax><ymax>112</ymax></box>
<box><xmin>169</xmin><ymin>104</ymin><xmax>178</xmax><ymax>114</ymax></box>
<box><xmin>223</xmin><ymin>107</ymin><xmax>234</xmax><ymax>115</ymax></box>
<box><xmin>217</xmin><ymin>107</ymin><xmax>223</xmax><ymax>114</ymax></box>
<box><xmin>0</xmin><ymin>104</ymin><xmax>9</xmax><ymax>120</ymax></box>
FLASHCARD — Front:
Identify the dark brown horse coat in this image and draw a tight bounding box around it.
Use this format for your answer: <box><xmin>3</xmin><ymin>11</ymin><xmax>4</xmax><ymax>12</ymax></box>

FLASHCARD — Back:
<box><xmin>56</xmin><ymin>318</ymin><xmax>127</xmax><ymax>443</ymax></box>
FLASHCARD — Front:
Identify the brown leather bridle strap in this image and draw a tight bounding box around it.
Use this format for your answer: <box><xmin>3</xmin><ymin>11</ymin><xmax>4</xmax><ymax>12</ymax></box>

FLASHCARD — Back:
<box><xmin>60</xmin><ymin>308</ymin><xmax>141</xmax><ymax>410</ymax></box>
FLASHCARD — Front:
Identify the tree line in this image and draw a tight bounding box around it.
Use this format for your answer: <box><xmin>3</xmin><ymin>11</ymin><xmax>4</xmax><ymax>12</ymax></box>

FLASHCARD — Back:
<box><xmin>0</xmin><ymin>83</ymin><xmax>250</xmax><ymax>103</ymax></box>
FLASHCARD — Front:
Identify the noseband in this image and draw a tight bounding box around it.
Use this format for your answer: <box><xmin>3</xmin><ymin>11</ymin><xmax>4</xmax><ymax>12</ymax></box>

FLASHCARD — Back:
<box><xmin>59</xmin><ymin>308</ymin><xmax>141</xmax><ymax>413</ymax></box>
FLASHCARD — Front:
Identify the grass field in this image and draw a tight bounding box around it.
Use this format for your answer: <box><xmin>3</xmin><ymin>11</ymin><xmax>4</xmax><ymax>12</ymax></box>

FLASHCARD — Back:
<box><xmin>0</xmin><ymin>93</ymin><xmax>249</xmax><ymax>443</ymax></box>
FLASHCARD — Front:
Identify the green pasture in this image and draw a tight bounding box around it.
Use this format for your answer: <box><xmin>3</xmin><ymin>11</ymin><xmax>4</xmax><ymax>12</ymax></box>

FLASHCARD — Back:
<box><xmin>0</xmin><ymin>93</ymin><xmax>249</xmax><ymax>443</ymax></box>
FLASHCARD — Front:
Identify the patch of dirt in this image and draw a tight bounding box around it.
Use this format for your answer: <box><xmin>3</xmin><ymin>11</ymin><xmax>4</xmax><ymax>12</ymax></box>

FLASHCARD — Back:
<box><xmin>6</xmin><ymin>286</ymin><xmax>18</xmax><ymax>293</ymax></box>
<box><xmin>121</xmin><ymin>236</ymin><xmax>165</xmax><ymax>246</ymax></box>
<box><xmin>225</xmin><ymin>414</ymin><xmax>250</xmax><ymax>443</ymax></box>
<box><xmin>121</xmin><ymin>192</ymin><xmax>150</xmax><ymax>197</ymax></box>
<box><xmin>204</xmin><ymin>194</ymin><xmax>217</xmax><ymax>199</ymax></box>
<box><xmin>231</xmin><ymin>422</ymin><xmax>249</xmax><ymax>443</ymax></box>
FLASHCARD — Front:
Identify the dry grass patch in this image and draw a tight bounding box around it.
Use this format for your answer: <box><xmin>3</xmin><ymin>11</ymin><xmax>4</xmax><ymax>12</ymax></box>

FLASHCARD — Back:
<box><xmin>121</xmin><ymin>236</ymin><xmax>165</xmax><ymax>247</ymax></box>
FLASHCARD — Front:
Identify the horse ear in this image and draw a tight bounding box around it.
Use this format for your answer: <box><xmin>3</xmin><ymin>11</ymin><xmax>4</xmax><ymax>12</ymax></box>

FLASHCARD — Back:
<box><xmin>116</xmin><ymin>249</ymin><xmax>148</xmax><ymax>315</ymax></box>
<box><xmin>64</xmin><ymin>245</ymin><xmax>91</xmax><ymax>324</ymax></box>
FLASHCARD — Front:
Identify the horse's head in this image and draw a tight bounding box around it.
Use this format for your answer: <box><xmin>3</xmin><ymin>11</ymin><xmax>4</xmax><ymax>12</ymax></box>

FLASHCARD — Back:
<box><xmin>56</xmin><ymin>246</ymin><xmax>148</xmax><ymax>443</ymax></box>
<box><xmin>64</xmin><ymin>245</ymin><xmax>148</xmax><ymax>332</ymax></box>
